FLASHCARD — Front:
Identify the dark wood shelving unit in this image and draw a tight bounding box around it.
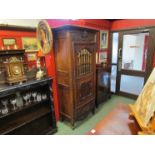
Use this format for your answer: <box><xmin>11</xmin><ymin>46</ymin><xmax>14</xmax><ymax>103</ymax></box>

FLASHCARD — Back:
<box><xmin>0</xmin><ymin>99</ymin><xmax>49</xmax><ymax>119</ymax></box>
<box><xmin>0</xmin><ymin>78</ymin><xmax>57</xmax><ymax>135</ymax></box>
<box><xmin>96</xmin><ymin>64</ymin><xmax>111</xmax><ymax>107</ymax></box>
<box><xmin>0</xmin><ymin>106</ymin><xmax>51</xmax><ymax>135</ymax></box>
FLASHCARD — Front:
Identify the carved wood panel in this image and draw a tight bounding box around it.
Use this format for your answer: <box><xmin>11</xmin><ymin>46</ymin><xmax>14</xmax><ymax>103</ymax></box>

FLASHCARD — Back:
<box><xmin>76</xmin><ymin>77</ymin><xmax>94</xmax><ymax>106</ymax></box>
<box><xmin>76</xmin><ymin>49</ymin><xmax>92</xmax><ymax>76</ymax></box>
<box><xmin>58</xmin><ymin>84</ymin><xmax>72</xmax><ymax>119</ymax></box>
<box><xmin>79</xmin><ymin>80</ymin><xmax>93</xmax><ymax>100</ymax></box>
<box><xmin>74</xmin><ymin>43</ymin><xmax>95</xmax><ymax>77</ymax></box>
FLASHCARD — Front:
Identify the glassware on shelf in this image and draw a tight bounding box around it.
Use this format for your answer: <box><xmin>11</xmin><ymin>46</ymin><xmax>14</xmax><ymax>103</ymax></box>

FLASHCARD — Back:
<box><xmin>23</xmin><ymin>92</ymin><xmax>32</xmax><ymax>106</ymax></box>
<box><xmin>1</xmin><ymin>108</ymin><xmax>9</xmax><ymax>115</ymax></box>
<box><xmin>37</xmin><ymin>93</ymin><xmax>42</xmax><ymax>102</ymax></box>
<box><xmin>32</xmin><ymin>92</ymin><xmax>37</xmax><ymax>103</ymax></box>
<box><xmin>23</xmin><ymin>94</ymin><xmax>28</xmax><ymax>106</ymax></box>
<box><xmin>42</xmin><ymin>93</ymin><xmax>47</xmax><ymax>100</ymax></box>
<box><xmin>16</xmin><ymin>92</ymin><xmax>24</xmax><ymax>108</ymax></box>
<box><xmin>1</xmin><ymin>99</ymin><xmax>9</xmax><ymax>115</ymax></box>
<box><xmin>1</xmin><ymin>99</ymin><xmax>8</xmax><ymax>109</ymax></box>
<box><xmin>10</xmin><ymin>98</ymin><xmax>17</xmax><ymax>111</ymax></box>
<box><xmin>27</xmin><ymin>93</ymin><xmax>31</xmax><ymax>104</ymax></box>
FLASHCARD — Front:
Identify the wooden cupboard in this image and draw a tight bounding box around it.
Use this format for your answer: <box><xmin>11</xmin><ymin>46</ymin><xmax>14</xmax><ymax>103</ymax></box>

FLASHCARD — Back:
<box><xmin>54</xmin><ymin>26</ymin><xmax>97</xmax><ymax>127</ymax></box>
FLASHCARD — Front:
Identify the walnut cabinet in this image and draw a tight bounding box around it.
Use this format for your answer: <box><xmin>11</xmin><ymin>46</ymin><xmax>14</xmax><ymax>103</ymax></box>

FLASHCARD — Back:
<box><xmin>54</xmin><ymin>26</ymin><xmax>97</xmax><ymax>127</ymax></box>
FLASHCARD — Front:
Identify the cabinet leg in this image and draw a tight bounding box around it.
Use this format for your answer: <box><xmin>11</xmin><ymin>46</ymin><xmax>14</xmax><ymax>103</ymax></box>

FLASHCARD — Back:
<box><xmin>96</xmin><ymin>104</ymin><xmax>98</xmax><ymax>108</ymax></box>
<box><xmin>71</xmin><ymin>121</ymin><xmax>75</xmax><ymax>130</ymax></box>
<box><xmin>95</xmin><ymin>100</ymin><xmax>98</xmax><ymax>108</ymax></box>
<box><xmin>108</xmin><ymin>94</ymin><xmax>111</xmax><ymax>99</ymax></box>
<box><xmin>92</xmin><ymin>108</ymin><xmax>95</xmax><ymax>115</ymax></box>
<box><xmin>60</xmin><ymin>116</ymin><xmax>64</xmax><ymax>122</ymax></box>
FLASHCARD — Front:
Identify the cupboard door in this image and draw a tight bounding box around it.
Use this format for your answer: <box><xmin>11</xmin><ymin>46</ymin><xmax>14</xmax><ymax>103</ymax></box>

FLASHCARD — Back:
<box><xmin>73</xmin><ymin>43</ymin><xmax>96</xmax><ymax>107</ymax></box>
<box><xmin>74</xmin><ymin>43</ymin><xmax>96</xmax><ymax>77</ymax></box>
<box><xmin>76</xmin><ymin>76</ymin><xmax>95</xmax><ymax>106</ymax></box>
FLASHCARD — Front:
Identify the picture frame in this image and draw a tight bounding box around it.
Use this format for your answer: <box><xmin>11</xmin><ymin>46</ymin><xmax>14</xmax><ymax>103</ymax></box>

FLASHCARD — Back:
<box><xmin>22</xmin><ymin>37</ymin><xmax>38</xmax><ymax>52</ymax></box>
<box><xmin>100</xmin><ymin>30</ymin><xmax>108</xmax><ymax>49</ymax></box>
<box><xmin>99</xmin><ymin>51</ymin><xmax>108</xmax><ymax>63</ymax></box>
<box><xmin>96</xmin><ymin>52</ymin><xmax>99</xmax><ymax>64</ymax></box>
<box><xmin>3</xmin><ymin>38</ymin><xmax>16</xmax><ymax>46</ymax></box>
<box><xmin>27</xmin><ymin>53</ymin><xmax>37</xmax><ymax>61</ymax></box>
<box><xmin>25</xmin><ymin>51</ymin><xmax>38</xmax><ymax>61</ymax></box>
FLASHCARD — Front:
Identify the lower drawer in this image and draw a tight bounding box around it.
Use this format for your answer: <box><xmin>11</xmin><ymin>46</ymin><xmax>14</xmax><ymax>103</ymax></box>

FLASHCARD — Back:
<box><xmin>75</xmin><ymin>100</ymin><xmax>95</xmax><ymax>121</ymax></box>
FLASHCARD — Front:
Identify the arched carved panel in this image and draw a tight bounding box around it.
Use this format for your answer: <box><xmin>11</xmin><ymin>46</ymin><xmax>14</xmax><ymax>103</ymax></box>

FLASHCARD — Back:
<box><xmin>76</xmin><ymin>48</ymin><xmax>92</xmax><ymax>76</ymax></box>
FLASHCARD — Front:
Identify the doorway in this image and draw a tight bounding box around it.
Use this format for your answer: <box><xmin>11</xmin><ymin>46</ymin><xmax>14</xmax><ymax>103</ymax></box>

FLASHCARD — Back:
<box><xmin>111</xmin><ymin>31</ymin><xmax>150</xmax><ymax>99</ymax></box>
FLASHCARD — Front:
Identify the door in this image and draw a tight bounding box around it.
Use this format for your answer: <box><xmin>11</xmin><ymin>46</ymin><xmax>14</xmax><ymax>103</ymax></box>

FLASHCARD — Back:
<box><xmin>111</xmin><ymin>31</ymin><xmax>150</xmax><ymax>99</ymax></box>
<box><xmin>74</xmin><ymin>43</ymin><xmax>96</xmax><ymax>105</ymax></box>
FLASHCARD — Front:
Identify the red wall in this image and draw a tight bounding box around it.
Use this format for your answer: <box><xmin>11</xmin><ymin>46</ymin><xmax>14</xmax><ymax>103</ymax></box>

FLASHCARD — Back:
<box><xmin>111</xmin><ymin>19</ymin><xmax>155</xmax><ymax>31</ymax></box>
<box><xmin>0</xmin><ymin>30</ymin><xmax>37</xmax><ymax>68</ymax></box>
<box><xmin>45</xmin><ymin>52</ymin><xmax>59</xmax><ymax>121</ymax></box>
<box><xmin>47</xmin><ymin>19</ymin><xmax>111</xmax><ymax>30</ymax></box>
<box><xmin>0</xmin><ymin>30</ymin><xmax>36</xmax><ymax>48</ymax></box>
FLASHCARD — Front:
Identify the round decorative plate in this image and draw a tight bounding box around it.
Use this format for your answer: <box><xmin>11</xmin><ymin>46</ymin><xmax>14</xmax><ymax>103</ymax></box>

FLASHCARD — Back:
<box><xmin>36</xmin><ymin>20</ymin><xmax>53</xmax><ymax>55</ymax></box>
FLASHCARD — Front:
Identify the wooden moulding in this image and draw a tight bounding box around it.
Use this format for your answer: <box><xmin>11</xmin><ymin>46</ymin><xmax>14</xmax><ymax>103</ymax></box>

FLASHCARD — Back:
<box><xmin>129</xmin><ymin>104</ymin><xmax>147</xmax><ymax>130</ymax></box>
<box><xmin>129</xmin><ymin>104</ymin><xmax>155</xmax><ymax>135</ymax></box>
<box><xmin>129</xmin><ymin>68</ymin><xmax>155</xmax><ymax>135</ymax></box>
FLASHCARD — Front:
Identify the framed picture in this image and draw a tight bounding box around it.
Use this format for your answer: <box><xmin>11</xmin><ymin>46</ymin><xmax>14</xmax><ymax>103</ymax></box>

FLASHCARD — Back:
<box><xmin>100</xmin><ymin>30</ymin><xmax>108</xmax><ymax>49</ymax></box>
<box><xmin>26</xmin><ymin>51</ymin><xmax>37</xmax><ymax>61</ymax></box>
<box><xmin>3</xmin><ymin>38</ymin><xmax>16</xmax><ymax>46</ymax></box>
<box><xmin>22</xmin><ymin>37</ymin><xmax>38</xmax><ymax>51</ymax></box>
<box><xmin>96</xmin><ymin>52</ymin><xmax>99</xmax><ymax>64</ymax></box>
<box><xmin>99</xmin><ymin>52</ymin><xmax>108</xmax><ymax>63</ymax></box>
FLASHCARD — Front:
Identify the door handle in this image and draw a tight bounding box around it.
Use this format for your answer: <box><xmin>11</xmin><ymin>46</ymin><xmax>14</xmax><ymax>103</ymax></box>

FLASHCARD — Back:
<box><xmin>118</xmin><ymin>48</ymin><xmax>122</xmax><ymax>71</ymax></box>
<box><xmin>118</xmin><ymin>59</ymin><xmax>122</xmax><ymax>71</ymax></box>
<box><xmin>118</xmin><ymin>48</ymin><xmax>122</xmax><ymax>58</ymax></box>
